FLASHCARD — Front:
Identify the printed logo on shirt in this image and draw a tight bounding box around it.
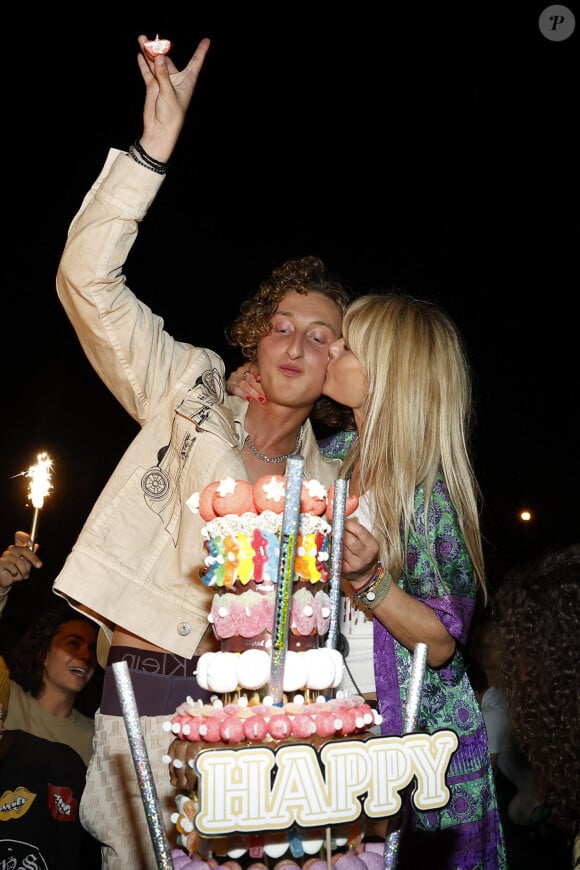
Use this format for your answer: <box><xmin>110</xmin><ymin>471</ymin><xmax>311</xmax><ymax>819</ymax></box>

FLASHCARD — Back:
<box><xmin>47</xmin><ymin>783</ymin><xmax>78</xmax><ymax>822</ymax></box>
<box><xmin>0</xmin><ymin>786</ymin><xmax>37</xmax><ymax>819</ymax></box>
<box><xmin>0</xmin><ymin>838</ymin><xmax>48</xmax><ymax>869</ymax></box>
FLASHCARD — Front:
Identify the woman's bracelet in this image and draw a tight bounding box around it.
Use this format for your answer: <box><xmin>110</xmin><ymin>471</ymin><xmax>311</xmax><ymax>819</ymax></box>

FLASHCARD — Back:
<box><xmin>128</xmin><ymin>140</ymin><xmax>169</xmax><ymax>176</ymax></box>
<box><xmin>0</xmin><ymin>584</ymin><xmax>12</xmax><ymax>597</ymax></box>
<box><xmin>351</xmin><ymin>561</ymin><xmax>392</xmax><ymax>610</ymax></box>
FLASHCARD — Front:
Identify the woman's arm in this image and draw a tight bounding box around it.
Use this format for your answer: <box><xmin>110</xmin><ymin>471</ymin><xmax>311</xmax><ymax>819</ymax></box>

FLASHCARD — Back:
<box><xmin>341</xmin><ymin>517</ymin><xmax>456</xmax><ymax>668</ymax></box>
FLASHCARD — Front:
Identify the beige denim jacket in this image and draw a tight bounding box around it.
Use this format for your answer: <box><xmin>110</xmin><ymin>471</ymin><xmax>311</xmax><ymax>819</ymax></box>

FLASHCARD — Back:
<box><xmin>53</xmin><ymin>150</ymin><xmax>342</xmax><ymax>664</ymax></box>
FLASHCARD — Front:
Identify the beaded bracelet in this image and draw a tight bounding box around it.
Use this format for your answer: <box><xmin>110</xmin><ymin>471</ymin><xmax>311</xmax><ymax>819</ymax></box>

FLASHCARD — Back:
<box><xmin>352</xmin><ymin>561</ymin><xmax>383</xmax><ymax>597</ymax></box>
<box><xmin>128</xmin><ymin>145</ymin><xmax>167</xmax><ymax>175</ymax></box>
<box><xmin>132</xmin><ymin>140</ymin><xmax>169</xmax><ymax>171</ymax></box>
<box><xmin>128</xmin><ymin>141</ymin><xmax>169</xmax><ymax>176</ymax></box>
<box><xmin>352</xmin><ymin>561</ymin><xmax>392</xmax><ymax>610</ymax></box>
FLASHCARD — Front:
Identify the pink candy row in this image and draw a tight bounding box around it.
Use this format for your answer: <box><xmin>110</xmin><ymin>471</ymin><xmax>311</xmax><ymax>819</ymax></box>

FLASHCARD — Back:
<box><xmin>167</xmin><ymin>697</ymin><xmax>380</xmax><ymax>745</ymax></box>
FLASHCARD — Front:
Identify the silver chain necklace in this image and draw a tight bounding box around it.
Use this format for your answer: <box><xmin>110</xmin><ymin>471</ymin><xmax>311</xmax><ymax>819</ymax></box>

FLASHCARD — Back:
<box><xmin>245</xmin><ymin>425</ymin><xmax>304</xmax><ymax>464</ymax></box>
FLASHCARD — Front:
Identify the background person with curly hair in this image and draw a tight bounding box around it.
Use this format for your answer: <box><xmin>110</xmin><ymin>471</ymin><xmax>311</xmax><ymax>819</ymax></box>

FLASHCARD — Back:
<box><xmin>1</xmin><ymin>601</ymin><xmax>98</xmax><ymax>765</ymax></box>
<box><xmin>493</xmin><ymin>543</ymin><xmax>580</xmax><ymax>868</ymax></box>
<box><xmin>1</xmin><ymin>551</ymin><xmax>101</xmax><ymax>868</ymax></box>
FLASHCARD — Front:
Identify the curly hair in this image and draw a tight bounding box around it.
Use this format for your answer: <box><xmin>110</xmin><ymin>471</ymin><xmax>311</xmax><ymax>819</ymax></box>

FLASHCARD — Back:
<box><xmin>8</xmin><ymin>604</ymin><xmax>97</xmax><ymax>700</ymax></box>
<box><xmin>225</xmin><ymin>256</ymin><xmax>355</xmax><ymax>430</ymax></box>
<box><xmin>493</xmin><ymin>543</ymin><xmax>580</xmax><ymax>844</ymax></box>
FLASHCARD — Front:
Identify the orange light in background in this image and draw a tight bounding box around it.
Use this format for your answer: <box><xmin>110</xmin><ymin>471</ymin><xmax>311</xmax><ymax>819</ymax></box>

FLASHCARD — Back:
<box><xmin>519</xmin><ymin>510</ymin><xmax>532</xmax><ymax>522</ymax></box>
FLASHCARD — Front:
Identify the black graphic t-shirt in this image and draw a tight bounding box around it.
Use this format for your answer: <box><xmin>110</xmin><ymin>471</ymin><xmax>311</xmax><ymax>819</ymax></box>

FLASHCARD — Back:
<box><xmin>0</xmin><ymin>729</ymin><xmax>100</xmax><ymax>868</ymax></box>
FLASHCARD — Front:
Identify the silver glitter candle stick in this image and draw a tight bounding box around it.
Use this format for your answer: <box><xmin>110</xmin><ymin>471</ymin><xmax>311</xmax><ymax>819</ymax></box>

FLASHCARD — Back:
<box><xmin>384</xmin><ymin>641</ymin><xmax>428</xmax><ymax>869</ymax></box>
<box><xmin>326</xmin><ymin>477</ymin><xmax>347</xmax><ymax>650</ymax></box>
<box><xmin>383</xmin><ymin>830</ymin><xmax>401</xmax><ymax>867</ymax></box>
<box><xmin>403</xmin><ymin>642</ymin><xmax>428</xmax><ymax>732</ymax></box>
<box><xmin>268</xmin><ymin>454</ymin><xmax>304</xmax><ymax>705</ymax></box>
<box><xmin>112</xmin><ymin>661</ymin><xmax>175</xmax><ymax>870</ymax></box>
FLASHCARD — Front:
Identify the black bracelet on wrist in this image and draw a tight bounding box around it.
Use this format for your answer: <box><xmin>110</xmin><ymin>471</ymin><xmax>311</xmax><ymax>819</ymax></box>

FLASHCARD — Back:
<box><xmin>128</xmin><ymin>141</ymin><xmax>169</xmax><ymax>176</ymax></box>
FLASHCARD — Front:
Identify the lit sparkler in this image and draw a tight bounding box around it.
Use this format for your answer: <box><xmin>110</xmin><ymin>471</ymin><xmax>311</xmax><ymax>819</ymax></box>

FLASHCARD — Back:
<box><xmin>26</xmin><ymin>452</ymin><xmax>53</xmax><ymax>544</ymax></box>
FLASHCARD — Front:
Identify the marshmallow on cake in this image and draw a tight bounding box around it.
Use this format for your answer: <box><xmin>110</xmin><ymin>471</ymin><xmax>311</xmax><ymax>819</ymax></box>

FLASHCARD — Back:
<box><xmin>186</xmin><ymin>473</ymin><xmax>355</xmax><ymax>702</ymax></box>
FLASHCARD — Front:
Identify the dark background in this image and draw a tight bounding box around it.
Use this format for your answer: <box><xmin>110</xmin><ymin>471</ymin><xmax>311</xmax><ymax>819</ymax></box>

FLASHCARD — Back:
<box><xmin>1</xmin><ymin>8</ymin><xmax>578</xmax><ymax>648</ymax></box>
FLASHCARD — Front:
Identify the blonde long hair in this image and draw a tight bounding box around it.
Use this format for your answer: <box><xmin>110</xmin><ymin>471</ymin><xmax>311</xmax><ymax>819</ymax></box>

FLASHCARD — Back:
<box><xmin>341</xmin><ymin>293</ymin><xmax>486</xmax><ymax>599</ymax></box>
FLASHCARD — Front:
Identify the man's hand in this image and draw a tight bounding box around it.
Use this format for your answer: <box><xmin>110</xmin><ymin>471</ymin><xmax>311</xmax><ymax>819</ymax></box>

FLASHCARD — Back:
<box><xmin>136</xmin><ymin>34</ymin><xmax>211</xmax><ymax>164</ymax></box>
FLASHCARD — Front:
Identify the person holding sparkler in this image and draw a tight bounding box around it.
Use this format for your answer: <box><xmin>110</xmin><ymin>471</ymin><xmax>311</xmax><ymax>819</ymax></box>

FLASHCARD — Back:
<box><xmin>0</xmin><ymin>576</ymin><xmax>101</xmax><ymax>868</ymax></box>
<box><xmin>1</xmin><ymin>601</ymin><xmax>98</xmax><ymax>766</ymax></box>
<box><xmin>0</xmin><ymin>524</ymin><xmax>101</xmax><ymax>864</ymax></box>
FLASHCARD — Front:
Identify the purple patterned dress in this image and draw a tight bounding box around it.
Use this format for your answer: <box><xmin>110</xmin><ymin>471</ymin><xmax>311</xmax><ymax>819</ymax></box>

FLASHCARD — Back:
<box><xmin>320</xmin><ymin>433</ymin><xmax>507</xmax><ymax>869</ymax></box>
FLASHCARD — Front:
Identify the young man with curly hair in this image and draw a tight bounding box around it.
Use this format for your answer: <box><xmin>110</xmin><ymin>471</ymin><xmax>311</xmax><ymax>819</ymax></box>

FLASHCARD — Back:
<box><xmin>51</xmin><ymin>34</ymin><xmax>357</xmax><ymax>869</ymax></box>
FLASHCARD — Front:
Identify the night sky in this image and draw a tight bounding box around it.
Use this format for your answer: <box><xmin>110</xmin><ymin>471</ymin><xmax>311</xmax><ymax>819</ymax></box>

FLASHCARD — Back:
<box><xmin>2</xmin><ymin>9</ymin><xmax>578</xmax><ymax>646</ymax></box>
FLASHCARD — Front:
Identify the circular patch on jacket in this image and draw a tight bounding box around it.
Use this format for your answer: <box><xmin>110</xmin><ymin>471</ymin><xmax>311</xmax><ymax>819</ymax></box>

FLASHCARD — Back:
<box><xmin>141</xmin><ymin>467</ymin><xmax>171</xmax><ymax>499</ymax></box>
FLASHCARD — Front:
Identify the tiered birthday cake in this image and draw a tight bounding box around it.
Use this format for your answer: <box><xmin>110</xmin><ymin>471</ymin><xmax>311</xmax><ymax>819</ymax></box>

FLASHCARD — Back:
<box><xmin>189</xmin><ymin>473</ymin><xmax>351</xmax><ymax>702</ymax></box>
<box><xmin>164</xmin><ymin>471</ymin><xmax>384</xmax><ymax>866</ymax></box>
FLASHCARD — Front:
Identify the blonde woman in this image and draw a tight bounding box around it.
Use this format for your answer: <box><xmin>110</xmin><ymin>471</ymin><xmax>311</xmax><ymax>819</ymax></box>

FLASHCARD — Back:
<box><xmin>229</xmin><ymin>292</ymin><xmax>507</xmax><ymax>868</ymax></box>
<box><xmin>323</xmin><ymin>292</ymin><xmax>505</xmax><ymax>868</ymax></box>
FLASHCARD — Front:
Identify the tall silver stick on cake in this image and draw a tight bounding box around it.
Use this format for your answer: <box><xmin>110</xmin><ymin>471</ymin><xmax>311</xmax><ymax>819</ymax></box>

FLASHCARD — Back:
<box><xmin>113</xmin><ymin>660</ymin><xmax>175</xmax><ymax>870</ymax></box>
<box><xmin>384</xmin><ymin>641</ymin><xmax>428</xmax><ymax>869</ymax></box>
<box><xmin>267</xmin><ymin>454</ymin><xmax>304</xmax><ymax>704</ymax></box>
<box><xmin>326</xmin><ymin>476</ymin><xmax>348</xmax><ymax>649</ymax></box>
